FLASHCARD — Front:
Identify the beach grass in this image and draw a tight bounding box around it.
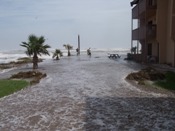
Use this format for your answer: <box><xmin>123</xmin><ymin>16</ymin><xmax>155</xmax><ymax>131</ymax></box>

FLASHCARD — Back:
<box><xmin>0</xmin><ymin>79</ymin><xmax>29</xmax><ymax>98</ymax></box>
<box><xmin>154</xmin><ymin>71</ymin><xmax>175</xmax><ymax>90</ymax></box>
<box><xmin>17</xmin><ymin>57</ymin><xmax>32</xmax><ymax>63</ymax></box>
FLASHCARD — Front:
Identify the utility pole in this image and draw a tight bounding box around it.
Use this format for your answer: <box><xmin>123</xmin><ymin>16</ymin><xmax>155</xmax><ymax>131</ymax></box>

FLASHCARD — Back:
<box><xmin>78</xmin><ymin>34</ymin><xmax>80</xmax><ymax>55</ymax></box>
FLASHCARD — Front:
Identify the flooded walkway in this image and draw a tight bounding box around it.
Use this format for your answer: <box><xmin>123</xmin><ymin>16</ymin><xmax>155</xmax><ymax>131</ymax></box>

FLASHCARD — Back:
<box><xmin>0</xmin><ymin>54</ymin><xmax>175</xmax><ymax>131</ymax></box>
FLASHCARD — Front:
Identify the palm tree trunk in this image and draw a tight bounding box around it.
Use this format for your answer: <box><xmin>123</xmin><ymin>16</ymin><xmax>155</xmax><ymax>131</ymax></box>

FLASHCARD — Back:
<box><xmin>33</xmin><ymin>53</ymin><xmax>38</xmax><ymax>69</ymax></box>
<box><xmin>56</xmin><ymin>56</ymin><xmax>59</xmax><ymax>60</ymax></box>
<box><xmin>68</xmin><ymin>50</ymin><xmax>70</xmax><ymax>56</ymax></box>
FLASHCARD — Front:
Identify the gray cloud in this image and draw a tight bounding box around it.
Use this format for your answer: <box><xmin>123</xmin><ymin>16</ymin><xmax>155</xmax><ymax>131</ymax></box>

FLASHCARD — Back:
<box><xmin>0</xmin><ymin>0</ymin><xmax>131</xmax><ymax>50</ymax></box>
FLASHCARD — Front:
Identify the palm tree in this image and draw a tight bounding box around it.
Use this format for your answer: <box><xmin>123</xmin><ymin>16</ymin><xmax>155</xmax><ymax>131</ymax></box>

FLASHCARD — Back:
<box><xmin>52</xmin><ymin>49</ymin><xmax>63</xmax><ymax>60</ymax></box>
<box><xmin>63</xmin><ymin>44</ymin><xmax>73</xmax><ymax>56</ymax></box>
<box><xmin>20</xmin><ymin>34</ymin><xmax>51</xmax><ymax>69</ymax></box>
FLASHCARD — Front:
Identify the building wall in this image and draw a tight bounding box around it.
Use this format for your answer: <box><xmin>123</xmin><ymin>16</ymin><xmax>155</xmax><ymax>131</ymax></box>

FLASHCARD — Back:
<box><xmin>147</xmin><ymin>15</ymin><xmax>157</xmax><ymax>58</ymax></box>
<box><xmin>131</xmin><ymin>0</ymin><xmax>175</xmax><ymax>66</ymax></box>
<box><xmin>174</xmin><ymin>0</ymin><xmax>175</xmax><ymax>14</ymax></box>
<box><xmin>172</xmin><ymin>1</ymin><xmax>175</xmax><ymax>41</ymax></box>
<box><xmin>172</xmin><ymin>0</ymin><xmax>175</xmax><ymax>66</ymax></box>
<box><xmin>156</xmin><ymin>0</ymin><xmax>175</xmax><ymax>66</ymax></box>
<box><xmin>166</xmin><ymin>0</ymin><xmax>175</xmax><ymax>66</ymax></box>
<box><xmin>156</xmin><ymin>0</ymin><xmax>169</xmax><ymax>64</ymax></box>
<box><xmin>152</xmin><ymin>40</ymin><xmax>158</xmax><ymax>57</ymax></box>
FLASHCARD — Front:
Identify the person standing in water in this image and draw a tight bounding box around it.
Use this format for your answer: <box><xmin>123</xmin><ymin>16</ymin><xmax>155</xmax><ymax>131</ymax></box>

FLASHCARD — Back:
<box><xmin>87</xmin><ymin>48</ymin><xmax>91</xmax><ymax>56</ymax></box>
<box><xmin>76</xmin><ymin>48</ymin><xmax>79</xmax><ymax>56</ymax></box>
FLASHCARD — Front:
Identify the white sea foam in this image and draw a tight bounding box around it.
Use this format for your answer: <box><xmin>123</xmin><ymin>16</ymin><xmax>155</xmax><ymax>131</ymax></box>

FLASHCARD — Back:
<box><xmin>0</xmin><ymin>67</ymin><xmax>17</xmax><ymax>74</ymax></box>
<box><xmin>0</xmin><ymin>48</ymin><xmax>129</xmax><ymax>64</ymax></box>
<box><xmin>0</xmin><ymin>52</ymin><xmax>26</xmax><ymax>63</ymax></box>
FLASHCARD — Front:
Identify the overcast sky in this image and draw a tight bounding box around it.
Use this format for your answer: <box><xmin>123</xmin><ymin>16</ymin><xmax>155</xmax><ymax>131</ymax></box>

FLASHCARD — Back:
<box><xmin>0</xmin><ymin>0</ymin><xmax>131</xmax><ymax>50</ymax></box>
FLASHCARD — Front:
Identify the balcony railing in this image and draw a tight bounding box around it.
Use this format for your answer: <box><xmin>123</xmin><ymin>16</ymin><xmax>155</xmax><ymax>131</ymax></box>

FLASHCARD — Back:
<box><xmin>132</xmin><ymin>28</ymin><xmax>139</xmax><ymax>40</ymax></box>
<box><xmin>132</xmin><ymin>0</ymin><xmax>146</xmax><ymax>18</ymax></box>
<box><xmin>147</xmin><ymin>0</ymin><xmax>157</xmax><ymax>9</ymax></box>
<box><xmin>140</xmin><ymin>26</ymin><xmax>146</xmax><ymax>40</ymax></box>
<box><xmin>139</xmin><ymin>0</ymin><xmax>146</xmax><ymax>15</ymax></box>
<box><xmin>132</xmin><ymin>25</ymin><xmax>156</xmax><ymax>40</ymax></box>
<box><xmin>132</xmin><ymin>4</ymin><xmax>139</xmax><ymax>19</ymax></box>
<box><xmin>132</xmin><ymin>0</ymin><xmax>157</xmax><ymax>19</ymax></box>
<box><xmin>132</xmin><ymin>26</ymin><xmax>146</xmax><ymax>40</ymax></box>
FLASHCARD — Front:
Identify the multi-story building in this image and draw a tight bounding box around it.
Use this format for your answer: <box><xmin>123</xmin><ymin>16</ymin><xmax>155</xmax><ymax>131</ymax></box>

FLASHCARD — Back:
<box><xmin>130</xmin><ymin>0</ymin><xmax>175</xmax><ymax>67</ymax></box>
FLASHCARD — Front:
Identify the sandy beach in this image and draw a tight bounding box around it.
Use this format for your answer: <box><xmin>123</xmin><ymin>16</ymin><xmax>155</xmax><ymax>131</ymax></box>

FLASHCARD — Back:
<box><xmin>0</xmin><ymin>53</ymin><xmax>175</xmax><ymax>130</ymax></box>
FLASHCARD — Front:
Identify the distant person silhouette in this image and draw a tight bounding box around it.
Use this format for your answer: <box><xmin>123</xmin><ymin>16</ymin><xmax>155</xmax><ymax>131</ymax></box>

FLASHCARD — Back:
<box><xmin>76</xmin><ymin>48</ymin><xmax>79</xmax><ymax>56</ymax></box>
<box><xmin>87</xmin><ymin>48</ymin><xmax>91</xmax><ymax>56</ymax></box>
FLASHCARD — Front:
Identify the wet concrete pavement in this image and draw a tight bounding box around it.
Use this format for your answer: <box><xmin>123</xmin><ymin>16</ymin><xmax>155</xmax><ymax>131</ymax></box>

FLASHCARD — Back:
<box><xmin>0</xmin><ymin>54</ymin><xmax>175</xmax><ymax>131</ymax></box>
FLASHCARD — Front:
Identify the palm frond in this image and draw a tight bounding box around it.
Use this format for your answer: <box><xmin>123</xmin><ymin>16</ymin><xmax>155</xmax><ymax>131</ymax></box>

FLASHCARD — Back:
<box><xmin>63</xmin><ymin>44</ymin><xmax>73</xmax><ymax>50</ymax></box>
<box><xmin>52</xmin><ymin>49</ymin><xmax>63</xmax><ymax>59</ymax></box>
<box><xmin>38</xmin><ymin>36</ymin><xmax>45</xmax><ymax>44</ymax></box>
<box><xmin>21</xmin><ymin>34</ymin><xmax>51</xmax><ymax>57</ymax></box>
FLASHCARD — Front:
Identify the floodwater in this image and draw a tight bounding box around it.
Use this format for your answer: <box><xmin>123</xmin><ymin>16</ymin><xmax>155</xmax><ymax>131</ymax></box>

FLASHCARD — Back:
<box><xmin>0</xmin><ymin>53</ymin><xmax>175</xmax><ymax>131</ymax></box>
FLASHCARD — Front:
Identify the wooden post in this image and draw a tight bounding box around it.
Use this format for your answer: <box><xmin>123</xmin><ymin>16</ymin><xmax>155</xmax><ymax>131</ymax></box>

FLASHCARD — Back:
<box><xmin>78</xmin><ymin>35</ymin><xmax>80</xmax><ymax>55</ymax></box>
<box><xmin>131</xmin><ymin>14</ymin><xmax>133</xmax><ymax>54</ymax></box>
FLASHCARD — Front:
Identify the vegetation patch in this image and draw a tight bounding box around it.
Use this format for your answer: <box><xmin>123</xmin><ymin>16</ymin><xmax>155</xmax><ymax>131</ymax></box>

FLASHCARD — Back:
<box><xmin>16</xmin><ymin>57</ymin><xmax>32</xmax><ymax>63</ymax></box>
<box><xmin>0</xmin><ymin>79</ymin><xmax>29</xmax><ymax>98</ymax></box>
<box><xmin>0</xmin><ymin>57</ymin><xmax>43</xmax><ymax>70</ymax></box>
<box><xmin>0</xmin><ymin>63</ymin><xmax>12</xmax><ymax>69</ymax></box>
<box><xmin>126</xmin><ymin>67</ymin><xmax>165</xmax><ymax>82</ymax></box>
<box><xmin>17</xmin><ymin>57</ymin><xmax>43</xmax><ymax>63</ymax></box>
<box><xmin>126</xmin><ymin>67</ymin><xmax>175</xmax><ymax>91</ymax></box>
<box><xmin>154</xmin><ymin>71</ymin><xmax>175</xmax><ymax>90</ymax></box>
<box><xmin>0</xmin><ymin>57</ymin><xmax>32</xmax><ymax>70</ymax></box>
<box><xmin>10</xmin><ymin>71</ymin><xmax>47</xmax><ymax>85</ymax></box>
<box><xmin>0</xmin><ymin>70</ymin><xmax>46</xmax><ymax>98</ymax></box>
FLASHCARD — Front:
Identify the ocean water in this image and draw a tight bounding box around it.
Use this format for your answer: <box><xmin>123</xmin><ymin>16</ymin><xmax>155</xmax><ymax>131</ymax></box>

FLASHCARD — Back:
<box><xmin>0</xmin><ymin>48</ymin><xmax>130</xmax><ymax>64</ymax></box>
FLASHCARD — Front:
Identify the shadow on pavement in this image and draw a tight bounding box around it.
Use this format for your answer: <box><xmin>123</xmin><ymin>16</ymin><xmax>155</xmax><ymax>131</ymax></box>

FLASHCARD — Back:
<box><xmin>85</xmin><ymin>97</ymin><xmax>175</xmax><ymax>130</ymax></box>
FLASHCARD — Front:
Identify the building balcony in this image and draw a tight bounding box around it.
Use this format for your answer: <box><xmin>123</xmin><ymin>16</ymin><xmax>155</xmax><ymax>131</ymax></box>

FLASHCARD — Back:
<box><xmin>147</xmin><ymin>24</ymin><xmax>156</xmax><ymax>39</ymax></box>
<box><xmin>132</xmin><ymin>26</ymin><xmax>146</xmax><ymax>40</ymax></box>
<box><xmin>132</xmin><ymin>0</ymin><xmax>157</xmax><ymax>19</ymax></box>
<box><xmin>132</xmin><ymin>25</ymin><xmax>156</xmax><ymax>40</ymax></box>
<box><xmin>132</xmin><ymin>0</ymin><xmax>146</xmax><ymax>19</ymax></box>
<box><xmin>132</xmin><ymin>4</ymin><xmax>139</xmax><ymax>19</ymax></box>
